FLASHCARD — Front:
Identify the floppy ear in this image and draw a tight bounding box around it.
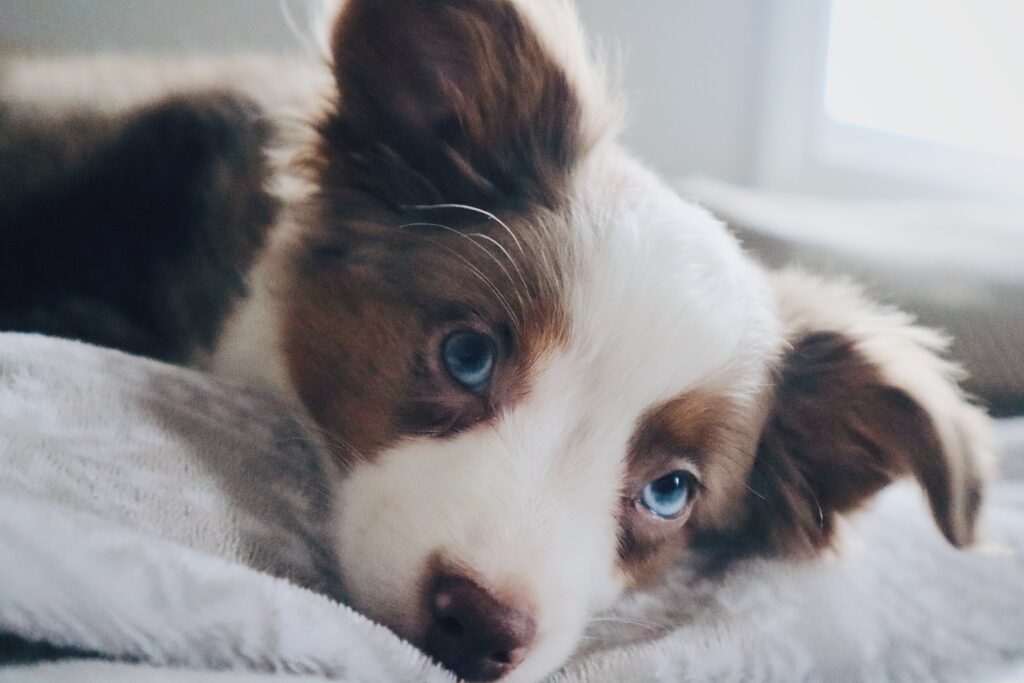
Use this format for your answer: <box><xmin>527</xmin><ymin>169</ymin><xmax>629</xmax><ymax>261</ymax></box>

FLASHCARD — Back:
<box><xmin>744</xmin><ymin>270</ymin><xmax>991</xmax><ymax>557</ymax></box>
<box><xmin>320</xmin><ymin>0</ymin><xmax>591</xmax><ymax>208</ymax></box>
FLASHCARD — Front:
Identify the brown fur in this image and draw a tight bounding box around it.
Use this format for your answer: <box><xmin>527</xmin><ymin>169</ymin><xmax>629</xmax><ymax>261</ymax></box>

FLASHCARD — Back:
<box><xmin>620</xmin><ymin>328</ymin><xmax>985</xmax><ymax>580</ymax></box>
<box><xmin>323</xmin><ymin>0</ymin><xmax>582</xmax><ymax>209</ymax></box>
<box><xmin>282</xmin><ymin>0</ymin><xmax>582</xmax><ymax>467</ymax></box>
<box><xmin>694</xmin><ymin>331</ymin><xmax>984</xmax><ymax>564</ymax></box>
<box><xmin>281</xmin><ymin>211</ymin><xmax>571</xmax><ymax>463</ymax></box>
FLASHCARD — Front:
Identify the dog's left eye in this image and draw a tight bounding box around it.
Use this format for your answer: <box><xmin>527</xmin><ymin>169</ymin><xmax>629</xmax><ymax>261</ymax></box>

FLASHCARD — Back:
<box><xmin>639</xmin><ymin>471</ymin><xmax>693</xmax><ymax>519</ymax></box>
<box><xmin>442</xmin><ymin>330</ymin><xmax>497</xmax><ymax>392</ymax></box>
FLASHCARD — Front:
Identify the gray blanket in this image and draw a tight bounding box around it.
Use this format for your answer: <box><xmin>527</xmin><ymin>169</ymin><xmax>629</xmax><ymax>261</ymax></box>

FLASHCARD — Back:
<box><xmin>1</xmin><ymin>333</ymin><xmax>1023</xmax><ymax>682</ymax></box>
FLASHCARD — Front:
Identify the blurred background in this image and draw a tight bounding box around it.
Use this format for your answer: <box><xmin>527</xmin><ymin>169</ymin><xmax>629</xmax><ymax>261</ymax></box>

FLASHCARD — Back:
<box><xmin>3</xmin><ymin>0</ymin><xmax>1023</xmax><ymax>200</ymax></box>
<box><xmin>2</xmin><ymin>0</ymin><xmax>1023</xmax><ymax>415</ymax></box>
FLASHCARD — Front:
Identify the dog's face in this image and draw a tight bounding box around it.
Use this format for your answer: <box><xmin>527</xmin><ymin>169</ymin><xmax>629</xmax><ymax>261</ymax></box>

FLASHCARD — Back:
<box><xmin>255</xmin><ymin>1</ymin><xmax>989</xmax><ymax>680</ymax></box>
<box><xmin>295</xmin><ymin>152</ymin><xmax>780</xmax><ymax>681</ymax></box>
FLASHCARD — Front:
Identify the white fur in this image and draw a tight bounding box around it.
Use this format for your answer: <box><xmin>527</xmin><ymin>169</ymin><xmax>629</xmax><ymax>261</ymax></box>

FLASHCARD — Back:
<box><xmin>202</xmin><ymin>3</ymin><xmax>783</xmax><ymax>680</ymax></box>
<box><xmin>207</xmin><ymin>230</ymin><xmax>301</xmax><ymax>404</ymax></box>
<box><xmin>208</xmin><ymin>141</ymin><xmax>779</xmax><ymax>681</ymax></box>
<box><xmin>330</xmin><ymin>151</ymin><xmax>780</xmax><ymax>682</ymax></box>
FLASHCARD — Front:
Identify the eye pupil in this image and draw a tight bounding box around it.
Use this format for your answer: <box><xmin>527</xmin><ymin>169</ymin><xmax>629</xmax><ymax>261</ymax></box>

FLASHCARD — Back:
<box><xmin>651</xmin><ymin>473</ymin><xmax>682</xmax><ymax>496</ymax></box>
<box><xmin>640</xmin><ymin>470</ymin><xmax>693</xmax><ymax>519</ymax></box>
<box><xmin>442</xmin><ymin>331</ymin><xmax>496</xmax><ymax>392</ymax></box>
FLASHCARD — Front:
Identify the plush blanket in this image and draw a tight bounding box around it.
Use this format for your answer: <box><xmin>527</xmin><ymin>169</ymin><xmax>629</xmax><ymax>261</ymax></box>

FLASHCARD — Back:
<box><xmin>1</xmin><ymin>333</ymin><xmax>1023</xmax><ymax>682</ymax></box>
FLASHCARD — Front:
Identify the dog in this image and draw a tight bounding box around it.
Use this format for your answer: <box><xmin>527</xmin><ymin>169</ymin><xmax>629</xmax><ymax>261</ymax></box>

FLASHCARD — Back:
<box><xmin>0</xmin><ymin>1</ymin><xmax>991</xmax><ymax>681</ymax></box>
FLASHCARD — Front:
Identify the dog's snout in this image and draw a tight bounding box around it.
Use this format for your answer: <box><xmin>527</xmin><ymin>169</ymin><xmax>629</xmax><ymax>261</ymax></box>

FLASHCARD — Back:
<box><xmin>424</xmin><ymin>574</ymin><xmax>536</xmax><ymax>681</ymax></box>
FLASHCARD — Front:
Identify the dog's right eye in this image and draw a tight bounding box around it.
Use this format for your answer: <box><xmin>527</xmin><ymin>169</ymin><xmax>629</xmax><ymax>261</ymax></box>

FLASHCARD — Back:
<box><xmin>638</xmin><ymin>470</ymin><xmax>694</xmax><ymax>519</ymax></box>
<box><xmin>442</xmin><ymin>331</ymin><xmax>497</xmax><ymax>393</ymax></box>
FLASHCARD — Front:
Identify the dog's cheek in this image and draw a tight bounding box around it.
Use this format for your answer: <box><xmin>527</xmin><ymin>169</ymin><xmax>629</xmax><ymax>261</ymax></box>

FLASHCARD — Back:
<box><xmin>279</xmin><ymin>259</ymin><xmax>423</xmax><ymax>463</ymax></box>
<box><xmin>330</xmin><ymin>451</ymin><xmax>441</xmax><ymax>640</ymax></box>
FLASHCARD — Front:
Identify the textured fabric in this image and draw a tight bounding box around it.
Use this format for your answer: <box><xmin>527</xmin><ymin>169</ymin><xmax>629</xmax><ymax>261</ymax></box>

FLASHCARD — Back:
<box><xmin>1</xmin><ymin>333</ymin><xmax>1023</xmax><ymax>682</ymax></box>
<box><xmin>0</xmin><ymin>333</ymin><xmax>450</xmax><ymax>682</ymax></box>
<box><xmin>0</xmin><ymin>333</ymin><xmax>341</xmax><ymax>595</ymax></box>
<box><xmin>678</xmin><ymin>177</ymin><xmax>1024</xmax><ymax>417</ymax></box>
<box><xmin>0</xmin><ymin>663</ymin><xmax>337</xmax><ymax>682</ymax></box>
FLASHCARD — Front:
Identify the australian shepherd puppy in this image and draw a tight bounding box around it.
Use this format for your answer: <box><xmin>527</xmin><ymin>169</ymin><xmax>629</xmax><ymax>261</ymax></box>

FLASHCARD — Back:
<box><xmin>0</xmin><ymin>1</ymin><xmax>991</xmax><ymax>681</ymax></box>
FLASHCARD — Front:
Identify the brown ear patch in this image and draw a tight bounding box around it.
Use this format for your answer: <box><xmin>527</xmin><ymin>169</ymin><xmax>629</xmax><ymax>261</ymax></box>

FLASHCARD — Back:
<box><xmin>734</xmin><ymin>331</ymin><xmax>983</xmax><ymax>558</ymax></box>
<box><xmin>322</xmin><ymin>0</ymin><xmax>581</xmax><ymax>208</ymax></box>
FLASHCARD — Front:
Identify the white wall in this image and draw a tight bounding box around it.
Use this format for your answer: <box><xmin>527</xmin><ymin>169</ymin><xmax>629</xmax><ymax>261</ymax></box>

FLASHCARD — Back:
<box><xmin>0</xmin><ymin>0</ymin><xmax>766</xmax><ymax>185</ymax></box>
<box><xmin>578</xmin><ymin>0</ymin><xmax>765</xmax><ymax>184</ymax></box>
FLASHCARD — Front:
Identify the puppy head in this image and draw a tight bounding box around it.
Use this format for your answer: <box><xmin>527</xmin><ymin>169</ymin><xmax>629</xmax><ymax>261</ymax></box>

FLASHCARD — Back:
<box><xmin>268</xmin><ymin>2</ymin><xmax>989</xmax><ymax>680</ymax></box>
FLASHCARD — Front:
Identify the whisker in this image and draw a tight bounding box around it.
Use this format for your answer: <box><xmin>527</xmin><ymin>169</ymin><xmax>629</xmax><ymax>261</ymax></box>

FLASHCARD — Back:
<box><xmin>403</xmin><ymin>203</ymin><xmax>527</xmax><ymax>258</ymax></box>
<box><xmin>285</xmin><ymin>416</ymin><xmax>371</xmax><ymax>478</ymax></box>
<box><xmin>399</xmin><ymin>222</ymin><xmax>529</xmax><ymax>322</ymax></box>
<box><xmin>404</xmin><ymin>230</ymin><xmax>524</xmax><ymax>334</ymax></box>
<box><xmin>467</xmin><ymin>231</ymin><xmax>531</xmax><ymax>299</ymax></box>
<box><xmin>744</xmin><ymin>483</ymin><xmax>767</xmax><ymax>501</ymax></box>
<box><xmin>576</xmin><ymin>635</ymin><xmax>622</xmax><ymax>642</ymax></box>
<box><xmin>277</xmin><ymin>0</ymin><xmax>317</xmax><ymax>56</ymax></box>
<box><xmin>586</xmin><ymin>616</ymin><xmax>668</xmax><ymax>632</ymax></box>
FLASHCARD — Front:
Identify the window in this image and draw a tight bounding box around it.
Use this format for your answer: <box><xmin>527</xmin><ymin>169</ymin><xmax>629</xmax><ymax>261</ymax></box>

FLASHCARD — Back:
<box><xmin>756</xmin><ymin>0</ymin><xmax>1024</xmax><ymax>200</ymax></box>
<box><xmin>826</xmin><ymin>0</ymin><xmax>1024</xmax><ymax>161</ymax></box>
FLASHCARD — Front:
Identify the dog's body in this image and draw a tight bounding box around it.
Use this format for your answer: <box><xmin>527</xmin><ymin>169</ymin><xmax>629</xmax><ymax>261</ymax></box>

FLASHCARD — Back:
<box><xmin>0</xmin><ymin>2</ymin><xmax>992</xmax><ymax>681</ymax></box>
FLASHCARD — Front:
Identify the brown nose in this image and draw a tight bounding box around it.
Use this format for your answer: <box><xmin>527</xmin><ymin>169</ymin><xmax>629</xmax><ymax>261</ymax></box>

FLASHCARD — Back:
<box><xmin>424</xmin><ymin>574</ymin><xmax>536</xmax><ymax>681</ymax></box>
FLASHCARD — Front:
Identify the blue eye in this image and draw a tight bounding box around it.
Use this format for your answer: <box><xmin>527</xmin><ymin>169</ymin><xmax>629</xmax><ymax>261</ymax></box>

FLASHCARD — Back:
<box><xmin>639</xmin><ymin>471</ymin><xmax>693</xmax><ymax>519</ymax></box>
<box><xmin>442</xmin><ymin>331</ymin><xmax>496</xmax><ymax>392</ymax></box>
